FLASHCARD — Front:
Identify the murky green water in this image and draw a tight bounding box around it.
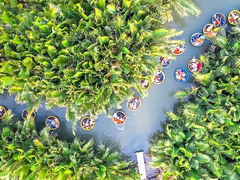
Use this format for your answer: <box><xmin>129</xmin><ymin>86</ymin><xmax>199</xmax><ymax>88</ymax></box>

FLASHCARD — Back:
<box><xmin>1</xmin><ymin>0</ymin><xmax>240</xmax><ymax>159</ymax></box>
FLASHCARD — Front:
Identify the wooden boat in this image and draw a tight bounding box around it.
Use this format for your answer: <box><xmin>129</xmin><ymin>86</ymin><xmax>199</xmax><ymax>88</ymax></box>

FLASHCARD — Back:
<box><xmin>127</xmin><ymin>97</ymin><xmax>141</xmax><ymax>111</ymax></box>
<box><xmin>153</xmin><ymin>70</ymin><xmax>165</xmax><ymax>84</ymax></box>
<box><xmin>228</xmin><ymin>10</ymin><xmax>240</xmax><ymax>25</ymax></box>
<box><xmin>203</xmin><ymin>24</ymin><xmax>218</xmax><ymax>37</ymax></box>
<box><xmin>171</xmin><ymin>45</ymin><xmax>186</xmax><ymax>55</ymax></box>
<box><xmin>0</xmin><ymin>106</ymin><xmax>6</xmax><ymax>119</ymax></box>
<box><xmin>158</xmin><ymin>56</ymin><xmax>172</xmax><ymax>69</ymax></box>
<box><xmin>80</xmin><ymin>116</ymin><xmax>95</xmax><ymax>130</ymax></box>
<box><xmin>139</xmin><ymin>76</ymin><xmax>151</xmax><ymax>90</ymax></box>
<box><xmin>45</xmin><ymin>116</ymin><xmax>60</xmax><ymax>130</ymax></box>
<box><xmin>113</xmin><ymin>111</ymin><xmax>127</xmax><ymax>125</ymax></box>
<box><xmin>174</xmin><ymin>68</ymin><xmax>190</xmax><ymax>83</ymax></box>
<box><xmin>187</xmin><ymin>58</ymin><xmax>203</xmax><ymax>73</ymax></box>
<box><xmin>22</xmin><ymin>108</ymin><xmax>36</xmax><ymax>120</ymax></box>
<box><xmin>212</xmin><ymin>12</ymin><xmax>226</xmax><ymax>27</ymax></box>
<box><xmin>190</xmin><ymin>32</ymin><xmax>205</xmax><ymax>47</ymax></box>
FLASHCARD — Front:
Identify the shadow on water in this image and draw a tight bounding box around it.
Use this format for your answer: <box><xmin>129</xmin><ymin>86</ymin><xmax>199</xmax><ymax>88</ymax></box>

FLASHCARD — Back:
<box><xmin>1</xmin><ymin>0</ymin><xmax>240</xmax><ymax>160</ymax></box>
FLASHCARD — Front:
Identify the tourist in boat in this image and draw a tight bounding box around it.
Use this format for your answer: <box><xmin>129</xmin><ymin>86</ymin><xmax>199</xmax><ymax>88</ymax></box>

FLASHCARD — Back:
<box><xmin>158</xmin><ymin>57</ymin><xmax>171</xmax><ymax>69</ymax></box>
<box><xmin>113</xmin><ymin>111</ymin><xmax>127</xmax><ymax>124</ymax></box>
<box><xmin>46</xmin><ymin>117</ymin><xmax>60</xmax><ymax>129</ymax></box>
<box><xmin>204</xmin><ymin>24</ymin><xmax>218</xmax><ymax>37</ymax></box>
<box><xmin>230</xmin><ymin>12</ymin><xmax>240</xmax><ymax>24</ymax></box>
<box><xmin>82</xmin><ymin>118</ymin><xmax>91</xmax><ymax>129</ymax></box>
<box><xmin>0</xmin><ymin>107</ymin><xmax>5</xmax><ymax>117</ymax></box>
<box><xmin>128</xmin><ymin>97</ymin><xmax>141</xmax><ymax>110</ymax></box>
<box><xmin>172</xmin><ymin>45</ymin><xmax>186</xmax><ymax>55</ymax></box>
<box><xmin>213</xmin><ymin>13</ymin><xmax>225</xmax><ymax>26</ymax></box>
<box><xmin>81</xmin><ymin>117</ymin><xmax>95</xmax><ymax>130</ymax></box>
<box><xmin>189</xmin><ymin>59</ymin><xmax>202</xmax><ymax>72</ymax></box>
<box><xmin>154</xmin><ymin>72</ymin><xmax>164</xmax><ymax>83</ymax></box>
<box><xmin>140</xmin><ymin>79</ymin><xmax>149</xmax><ymax>89</ymax></box>
<box><xmin>175</xmin><ymin>69</ymin><xmax>188</xmax><ymax>82</ymax></box>
<box><xmin>191</xmin><ymin>33</ymin><xmax>205</xmax><ymax>46</ymax></box>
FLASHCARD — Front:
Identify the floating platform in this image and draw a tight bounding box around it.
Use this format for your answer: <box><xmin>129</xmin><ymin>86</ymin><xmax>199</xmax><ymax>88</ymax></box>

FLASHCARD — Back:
<box><xmin>135</xmin><ymin>151</ymin><xmax>147</xmax><ymax>180</ymax></box>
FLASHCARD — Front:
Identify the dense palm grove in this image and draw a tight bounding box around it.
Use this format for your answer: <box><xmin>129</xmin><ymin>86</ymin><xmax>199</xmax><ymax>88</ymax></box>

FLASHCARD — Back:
<box><xmin>0</xmin><ymin>0</ymin><xmax>199</xmax><ymax>123</ymax></box>
<box><xmin>0</xmin><ymin>114</ymin><xmax>139</xmax><ymax>180</ymax></box>
<box><xmin>150</xmin><ymin>27</ymin><xmax>240</xmax><ymax>179</ymax></box>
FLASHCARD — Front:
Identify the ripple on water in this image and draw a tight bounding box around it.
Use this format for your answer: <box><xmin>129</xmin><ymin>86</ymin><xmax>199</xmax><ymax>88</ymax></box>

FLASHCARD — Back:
<box><xmin>116</xmin><ymin>125</ymin><xmax>124</xmax><ymax>131</ymax></box>
<box><xmin>104</xmin><ymin>131</ymin><xmax>112</xmax><ymax>137</ymax></box>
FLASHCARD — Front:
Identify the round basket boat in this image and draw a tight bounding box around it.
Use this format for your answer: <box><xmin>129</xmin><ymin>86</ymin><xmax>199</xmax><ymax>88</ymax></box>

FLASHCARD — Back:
<box><xmin>158</xmin><ymin>56</ymin><xmax>172</xmax><ymax>69</ymax></box>
<box><xmin>187</xmin><ymin>58</ymin><xmax>203</xmax><ymax>73</ymax></box>
<box><xmin>153</xmin><ymin>70</ymin><xmax>165</xmax><ymax>84</ymax></box>
<box><xmin>0</xmin><ymin>106</ymin><xmax>6</xmax><ymax>119</ymax></box>
<box><xmin>127</xmin><ymin>97</ymin><xmax>141</xmax><ymax>111</ymax></box>
<box><xmin>171</xmin><ymin>45</ymin><xmax>186</xmax><ymax>55</ymax></box>
<box><xmin>212</xmin><ymin>12</ymin><xmax>226</xmax><ymax>27</ymax></box>
<box><xmin>80</xmin><ymin>116</ymin><xmax>95</xmax><ymax>130</ymax></box>
<box><xmin>190</xmin><ymin>32</ymin><xmax>205</xmax><ymax>47</ymax></box>
<box><xmin>139</xmin><ymin>77</ymin><xmax>151</xmax><ymax>90</ymax></box>
<box><xmin>45</xmin><ymin>116</ymin><xmax>60</xmax><ymax>130</ymax></box>
<box><xmin>174</xmin><ymin>68</ymin><xmax>190</xmax><ymax>83</ymax></box>
<box><xmin>228</xmin><ymin>10</ymin><xmax>240</xmax><ymax>25</ymax></box>
<box><xmin>22</xmin><ymin>108</ymin><xmax>36</xmax><ymax>120</ymax></box>
<box><xmin>113</xmin><ymin>111</ymin><xmax>127</xmax><ymax>125</ymax></box>
<box><xmin>203</xmin><ymin>24</ymin><xmax>218</xmax><ymax>37</ymax></box>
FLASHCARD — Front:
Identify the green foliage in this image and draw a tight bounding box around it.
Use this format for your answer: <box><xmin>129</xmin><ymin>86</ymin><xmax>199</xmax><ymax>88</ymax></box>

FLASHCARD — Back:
<box><xmin>0</xmin><ymin>0</ymin><xmax>191</xmax><ymax>124</ymax></box>
<box><xmin>150</xmin><ymin>26</ymin><xmax>240</xmax><ymax>179</ymax></box>
<box><xmin>0</xmin><ymin>113</ymin><xmax>138</xmax><ymax>180</ymax></box>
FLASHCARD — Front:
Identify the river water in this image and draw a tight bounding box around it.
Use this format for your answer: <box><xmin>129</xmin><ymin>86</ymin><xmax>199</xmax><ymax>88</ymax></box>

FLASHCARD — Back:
<box><xmin>1</xmin><ymin>0</ymin><xmax>240</xmax><ymax>159</ymax></box>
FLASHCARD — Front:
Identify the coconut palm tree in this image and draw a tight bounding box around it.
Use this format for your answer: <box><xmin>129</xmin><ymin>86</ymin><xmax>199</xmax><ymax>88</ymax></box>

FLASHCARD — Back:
<box><xmin>150</xmin><ymin>26</ymin><xmax>240</xmax><ymax>179</ymax></box>
<box><xmin>0</xmin><ymin>0</ymin><xmax>190</xmax><ymax>125</ymax></box>
<box><xmin>0</xmin><ymin>112</ymin><xmax>139</xmax><ymax>180</ymax></box>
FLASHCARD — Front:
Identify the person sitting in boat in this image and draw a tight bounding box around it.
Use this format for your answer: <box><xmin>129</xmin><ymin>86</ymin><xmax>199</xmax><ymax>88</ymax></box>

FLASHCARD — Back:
<box><xmin>140</xmin><ymin>79</ymin><xmax>149</xmax><ymax>89</ymax></box>
<box><xmin>162</xmin><ymin>59</ymin><xmax>170</xmax><ymax>67</ymax></box>
<box><xmin>173</xmin><ymin>45</ymin><xmax>185</xmax><ymax>55</ymax></box>
<box><xmin>214</xmin><ymin>14</ymin><xmax>225</xmax><ymax>26</ymax></box>
<box><xmin>176</xmin><ymin>69</ymin><xmax>187</xmax><ymax>82</ymax></box>
<box><xmin>205</xmin><ymin>25</ymin><xmax>213</xmax><ymax>36</ymax></box>
<box><xmin>154</xmin><ymin>73</ymin><xmax>163</xmax><ymax>83</ymax></box>
<box><xmin>46</xmin><ymin>117</ymin><xmax>59</xmax><ymax>129</ymax></box>
<box><xmin>0</xmin><ymin>107</ymin><xmax>5</xmax><ymax>117</ymax></box>
<box><xmin>116</xmin><ymin>112</ymin><xmax>123</xmax><ymax>120</ymax></box>
<box><xmin>159</xmin><ymin>57</ymin><xmax>170</xmax><ymax>68</ymax></box>
<box><xmin>129</xmin><ymin>98</ymin><xmax>140</xmax><ymax>110</ymax></box>
<box><xmin>54</xmin><ymin>121</ymin><xmax>60</xmax><ymax>129</ymax></box>
<box><xmin>82</xmin><ymin>118</ymin><xmax>93</xmax><ymax>129</ymax></box>
<box><xmin>230</xmin><ymin>12</ymin><xmax>240</xmax><ymax>24</ymax></box>
<box><xmin>189</xmin><ymin>59</ymin><xmax>202</xmax><ymax>72</ymax></box>
<box><xmin>196</xmin><ymin>36</ymin><xmax>204</xmax><ymax>45</ymax></box>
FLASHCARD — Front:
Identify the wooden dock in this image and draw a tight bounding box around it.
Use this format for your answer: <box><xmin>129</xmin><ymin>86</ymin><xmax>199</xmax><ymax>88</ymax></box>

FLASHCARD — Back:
<box><xmin>135</xmin><ymin>151</ymin><xmax>147</xmax><ymax>180</ymax></box>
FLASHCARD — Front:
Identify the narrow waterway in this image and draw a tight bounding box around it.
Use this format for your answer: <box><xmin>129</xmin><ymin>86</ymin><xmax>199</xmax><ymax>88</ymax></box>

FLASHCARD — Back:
<box><xmin>1</xmin><ymin>0</ymin><xmax>240</xmax><ymax>160</ymax></box>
